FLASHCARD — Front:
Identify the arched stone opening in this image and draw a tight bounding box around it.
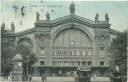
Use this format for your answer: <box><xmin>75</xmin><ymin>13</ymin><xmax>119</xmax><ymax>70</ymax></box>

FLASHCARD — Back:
<box><xmin>52</xmin><ymin>27</ymin><xmax>92</xmax><ymax>48</ymax></box>
<box><xmin>16</xmin><ymin>36</ymin><xmax>33</xmax><ymax>52</ymax></box>
<box><xmin>51</xmin><ymin>25</ymin><xmax>94</xmax><ymax>57</ymax></box>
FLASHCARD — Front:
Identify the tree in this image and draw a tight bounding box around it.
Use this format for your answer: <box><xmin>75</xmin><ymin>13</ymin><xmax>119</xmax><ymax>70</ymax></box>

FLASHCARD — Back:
<box><xmin>1</xmin><ymin>36</ymin><xmax>15</xmax><ymax>76</ymax></box>
<box><xmin>16</xmin><ymin>45</ymin><xmax>37</xmax><ymax>77</ymax></box>
<box><xmin>109</xmin><ymin>32</ymin><xmax>127</xmax><ymax>81</ymax></box>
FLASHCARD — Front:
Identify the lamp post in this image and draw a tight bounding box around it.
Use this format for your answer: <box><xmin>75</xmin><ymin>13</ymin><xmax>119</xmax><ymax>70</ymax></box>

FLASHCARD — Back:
<box><xmin>12</xmin><ymin>58</ymin><xmax>14</xmax><ymax>81</ymax></box>
<box><xmin>26</xmin><ymin>55</ymin><xmax>29</xmax><ymax>78</ymax></box>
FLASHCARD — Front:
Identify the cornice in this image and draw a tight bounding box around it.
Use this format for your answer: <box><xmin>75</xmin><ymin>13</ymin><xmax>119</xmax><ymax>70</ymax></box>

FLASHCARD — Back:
<box><xmin>15</xmin><ymin>28</ymin><xmax>35</xmax><ymax>36</ymax></box>
<box><xmin>35</xmin><ymin>15</ymin><xmax>110</xmax><ymax>28</ymax></box>
<box><xmin>13</xmin><ymin>14</ymin><xmax>111</xmax><ymax>36</ymax></box>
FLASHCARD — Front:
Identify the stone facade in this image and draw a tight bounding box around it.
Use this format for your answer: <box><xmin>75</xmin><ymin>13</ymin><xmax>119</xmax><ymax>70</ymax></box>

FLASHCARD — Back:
<box><xmin>1</xmin><ymin>3</ymin><xmax>121</xmax><ymax>77</ymax></box>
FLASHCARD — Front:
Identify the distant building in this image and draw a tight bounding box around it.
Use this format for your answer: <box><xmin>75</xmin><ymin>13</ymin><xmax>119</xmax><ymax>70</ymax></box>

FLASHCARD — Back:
<box><xmin>1</xmin><ymin>3</ymin><xmax>121</xmax><ymax>77</ymax></box>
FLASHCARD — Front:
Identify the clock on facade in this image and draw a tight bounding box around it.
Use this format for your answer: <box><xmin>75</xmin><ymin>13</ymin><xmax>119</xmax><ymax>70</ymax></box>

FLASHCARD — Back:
<box><xmin>70</xmin><ymin>41</ymin><xmax>75</xmax><ymax>45</ymax></box>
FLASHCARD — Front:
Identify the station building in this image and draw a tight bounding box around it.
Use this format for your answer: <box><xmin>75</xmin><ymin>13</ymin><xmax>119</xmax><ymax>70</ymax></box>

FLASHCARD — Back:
<box><xmin>1</xmin><ymin>3</ymin><xmax>120</xmax><ymax>77</ymax></box>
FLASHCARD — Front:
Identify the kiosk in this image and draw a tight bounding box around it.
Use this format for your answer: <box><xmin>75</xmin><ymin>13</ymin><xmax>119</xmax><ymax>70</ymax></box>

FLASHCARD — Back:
<box><xmin>12</xmin><ymin>54</ymin><xmax>23</xmax><ymax>81</ymax></box>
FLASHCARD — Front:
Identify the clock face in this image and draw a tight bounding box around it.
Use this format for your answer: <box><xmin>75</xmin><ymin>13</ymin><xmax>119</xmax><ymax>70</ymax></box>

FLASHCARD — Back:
<box><xmin>70</xmin><ymin>41</ymin><xmax>75</xmax><ymax>45</ymax></box>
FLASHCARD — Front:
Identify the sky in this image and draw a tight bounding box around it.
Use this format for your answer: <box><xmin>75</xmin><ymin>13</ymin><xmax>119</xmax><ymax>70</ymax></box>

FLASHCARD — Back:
<box><xmin>0</xmin><ymin>0</ymin><xmax>128</xmax><ymax>32</ymax></box>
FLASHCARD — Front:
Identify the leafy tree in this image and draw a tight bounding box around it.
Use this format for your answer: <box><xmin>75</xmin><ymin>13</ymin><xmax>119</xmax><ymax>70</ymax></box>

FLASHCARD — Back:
<box><xmin>109</xmin><ymin>32</ymin><xmax>127</xmax><ymax>81</ymax></box>
<box><xmin>1</xmin><ymin>36</ymin><xmax>15</xmax><ymax>76</ymax></box>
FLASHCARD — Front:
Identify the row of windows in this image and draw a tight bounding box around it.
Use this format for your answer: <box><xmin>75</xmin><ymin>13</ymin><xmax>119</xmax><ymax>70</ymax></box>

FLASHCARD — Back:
<box><xmin>53</xmin><ymin>50</ymin><xmax>92</xmax><ymax>56</ymax></box>
<box><xmin>52</xmin><ymin>61</ymin><xmax>92</xmax><ymax>66</ymax></box>
<box><xmin>40</xmin><ymin>48</ymin><xmax>105</xmax><ymax>56</ymax></box>
<box><xmin>40</xmin><ymin>61</ymin><xmax>105</xmax><ymax>66</ymax></box>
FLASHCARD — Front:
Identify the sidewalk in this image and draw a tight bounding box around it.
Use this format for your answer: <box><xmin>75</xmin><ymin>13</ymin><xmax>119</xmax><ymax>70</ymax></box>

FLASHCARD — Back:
<box><xmin>0</xmin><ymin>76</ymin><xmax>75</xmax><ymax>82</ymax></box>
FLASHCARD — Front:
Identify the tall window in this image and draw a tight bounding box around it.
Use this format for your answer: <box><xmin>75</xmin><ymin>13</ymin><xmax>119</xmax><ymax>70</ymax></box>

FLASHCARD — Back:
<box><xmin>88</xmin><ymin>51</ymin><xmax>91</xmax><ymax>55</ymax></box>
<box><xmin>76</xmin><ymin>61</ymin><xmax>80</xmax><ymax>66</ymax></box>
<box><xmin>53</xmin><ymin>51</ymin><xmax>57</xmax><ymax>55</ymax></box>
<box><xmin>57</xmin><ymin>51</ymin><xmax>60</xmax><ymax>55</ymax></box>
<box><xmin>63</xmin><ymin>50</ymin><xmax>68</xmax><ymax>55</ymax></box>
<box><xmin>83</xmin><ymin>51</ymin><xmax>86</xmax><ymax>56</ymax></box>
<box><xmin>40</xmin><ymin>61</ymin><xmax>44</xmax><ymax>65</ymax></box>
<box><xmin>87</xmin><ymin>61</ymin><xmax>92</xmax><ymax>66</ymax></box>
<box><xmin>82</xmin><ymin>61</ymin><xmax>86</xmax><ymax>65</ymax></box>
<box><xmin>69</xmin><ymin>50</ymin><xmax>72</xmax><ymax>55</ymax></box>
<box><xmin>72</xmin><ymin>51</ymin><xmax>74</xmax><ymax>55</ymax></box>
<box><xmin>99</xmin><ymin>47</ymin><xmax>105</xmax><ymax>55</ymax></box>
<box><xmin>52</xmin><ymin>61</ymin><xmax>57</xmax><ymax>65</ymax></box>
<box><xmin>70</xmin><ymin>61</ymin><xmax>75</xmax><ymax>66</ymax></box>
<box><xmin>100</xmin><ymin>61</ymin><xmax>104</xmax><ymax>66</ymax></box>
<box><xmin>76</xmin><ymin>51</ymin><xmax>80</xmax><ymax>56</ymax></box>
<box><xmin>59</xmin><ymin>51</ymin><xmax>62</xmax><ymax>55</ymax></box>
<box><xmin>40</xmin><ymin>47</ymin><xmax>45</xmax><ymax>56</ymax></box>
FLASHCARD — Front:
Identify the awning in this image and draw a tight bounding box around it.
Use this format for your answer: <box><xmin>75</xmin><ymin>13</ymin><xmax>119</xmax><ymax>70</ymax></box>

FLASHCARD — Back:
<box><xmin>79</xmin><ymin>67</ymin><xmax>91</xmax><ymax>71</ymax></box>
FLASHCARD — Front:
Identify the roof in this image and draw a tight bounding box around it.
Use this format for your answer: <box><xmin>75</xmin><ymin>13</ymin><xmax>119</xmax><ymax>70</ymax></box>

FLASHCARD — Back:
<box><xmin>14</xmin><ymin>54</ymin><xmax>23</xmax><ymax>61</ymax></box>
<box><xmin>109</xmin><ymin>28</ymin><xmax>122</xmax><ymax>35</ymax></box>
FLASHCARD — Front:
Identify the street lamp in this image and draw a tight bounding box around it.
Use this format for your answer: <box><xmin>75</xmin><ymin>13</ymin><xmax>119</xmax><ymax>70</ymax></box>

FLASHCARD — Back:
<box><xmin>26</xmin><ymin>55</ymin><xmax>29</xmax><ymax>79</ymax></box>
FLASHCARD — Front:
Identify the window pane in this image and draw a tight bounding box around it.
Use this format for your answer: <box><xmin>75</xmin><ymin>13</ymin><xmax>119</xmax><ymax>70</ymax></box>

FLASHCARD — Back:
<box><xmin>40</xmin><ymin>61</ymin><xmax>44</xmax><ymax>65</ymax></box>
<box><xmin>87</xmin><ymin>61</ymin><xmax>92</xmax><ymax>66</ymax></box>
<box><xmin>100</xmin><ymin>61</ymin><xmax>104</xmax><ymax>66</ymax></box>
<box><xmin>77</xmin><ymin>51</ymin><xmax>80</xmax><ymax>55</ymax></box>
<box><xmin>83</xmin><ymin>51</ymin><xmax>86</xmax><ymax>55</ymax></box>
<box><xmin>82</xmin><ymin>61</ymin><xmax>86</xmax><ymax>65</ymax></box>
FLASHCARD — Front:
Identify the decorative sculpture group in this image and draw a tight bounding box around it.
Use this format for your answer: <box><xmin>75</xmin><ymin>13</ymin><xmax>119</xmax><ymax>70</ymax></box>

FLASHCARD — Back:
<box><xmin>35</xmin><ymin>2</ymin><xmax>109</xmax><ymax>22</ymax></box>
<box><xmin>70</xmin><ymin>2</ymin><xmax>75</xmax><ymax>15</ymax></box>
<box><xmin>95</xmin><ymin>13</ymin><xmax>109</xmax><ymax>22</ymax></box>
<box><xmin>36</xmin><ymin>11</ymin><xmax>50</xmax><ymax>22</ymax></box>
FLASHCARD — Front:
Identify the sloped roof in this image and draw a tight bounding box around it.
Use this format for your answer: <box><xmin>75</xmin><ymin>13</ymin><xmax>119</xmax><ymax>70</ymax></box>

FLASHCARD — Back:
<box><xmin>109</xmin><ymin>28</ymin><xmax>122</xmax><ymax>35</ymax></box>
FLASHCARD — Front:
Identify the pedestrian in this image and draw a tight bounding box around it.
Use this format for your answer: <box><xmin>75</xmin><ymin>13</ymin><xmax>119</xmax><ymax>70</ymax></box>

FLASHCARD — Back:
<box><xmin>104</xmin><ymin>73</ymin><xmax>107</xmax><ymax>78</ymax></box>
<box><xmin>44</xmin><ymin>74</ymin><xmax>47</xmax><ymax>82</ymax></box>
<box><xmin>93</xmin><ymin>73</ymin><xmax>96</xmax><ymax>79</ymax></box>
<box><xmin>8</xmin><ymin>76</ymin><xmax>10</xmax><ymax>82</ymax></box>
<box><xmin>42</xmin><ymin>74</ymin><xmax>44</xmax><ymax>82</ymax></box>
<box><xmin>74</xmin><ymin>74</ymin><xmax>78</xmax><ymax>82</ymax></box>
<box><xmin>29</xmin><ymin>74</ymin><xmax>32</xmax><ymax>82</ymax></box>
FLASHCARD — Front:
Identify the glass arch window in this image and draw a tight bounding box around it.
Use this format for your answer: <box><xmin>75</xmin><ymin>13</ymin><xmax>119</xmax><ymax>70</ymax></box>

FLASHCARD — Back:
<box><xmin>52</xmin><ymin>28</ymin><xmax>92</xmax><ymax>48</ymax></box>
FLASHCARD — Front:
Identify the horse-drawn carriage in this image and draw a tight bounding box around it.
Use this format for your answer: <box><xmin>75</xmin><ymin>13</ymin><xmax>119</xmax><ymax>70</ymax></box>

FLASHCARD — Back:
<box><xmin>76</xmin><ymin>67</ymin><xmax>91</xmax><ymax>82</ymax></box>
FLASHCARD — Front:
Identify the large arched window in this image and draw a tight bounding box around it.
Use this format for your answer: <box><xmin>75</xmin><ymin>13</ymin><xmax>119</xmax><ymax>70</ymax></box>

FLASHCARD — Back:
<box><xmin>52</xmin><ymin>27</ymin><xmax>92</xmax><ymax>56</ymax></box>
<box><xmin>53</xmin><ymin>27</ymin><xmax>92</xmax><ymax>48</ymax></box>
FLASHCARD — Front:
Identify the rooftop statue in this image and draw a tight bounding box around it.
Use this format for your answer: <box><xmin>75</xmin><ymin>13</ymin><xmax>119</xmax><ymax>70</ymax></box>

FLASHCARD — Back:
<box><xmin>1</xmin><ymin>22</ymin><xmax>5</xmax><ymax>30</ymax></box>
<box><xmin>36</xmin><ymin>12</ymin><xmax>40</xmax><ymax>21</ymax></box>
<box><xmin>46</xmin><ymin>12</ymin><xmax>50</xmax><ymax>20</ymax></box>
<box><xmin>11</xmin><ymin>22</ymin><xmax>15</xmax><ymax>31</ymax></box>
<box><xmin>105</xmin><ymin>13</ymin><xmax>109</xmax><ymax>22</ymax></box>
<box><xmin>95</xmin><ymin>13</ymin><xmax>99</xmax><ymax>21</ymax></box>
<box><xmin>70</xmin><ymin>2</ymin><xmax>75</xmax><ymax>15</ymax></box>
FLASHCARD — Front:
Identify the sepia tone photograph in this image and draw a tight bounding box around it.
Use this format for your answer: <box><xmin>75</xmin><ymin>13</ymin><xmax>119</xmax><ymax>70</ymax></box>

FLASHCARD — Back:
<box><xmin>0</xmin><ymin>0</ymin><xmax>128</xmax><ymax>82</ymax></box>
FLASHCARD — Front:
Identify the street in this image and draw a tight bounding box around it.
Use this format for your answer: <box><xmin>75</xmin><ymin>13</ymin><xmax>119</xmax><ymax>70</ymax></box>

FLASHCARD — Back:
<box><xmin>0</xmin><ymin>77</ymin><xmax>75</xmax><ymax>82</ymax></box>
<box><xmin>0</xmin><ymin>77</ymin><xmax>111</xmax><ymax>82</ymax></box>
